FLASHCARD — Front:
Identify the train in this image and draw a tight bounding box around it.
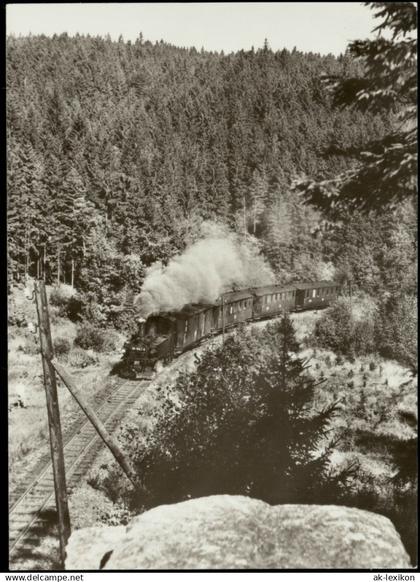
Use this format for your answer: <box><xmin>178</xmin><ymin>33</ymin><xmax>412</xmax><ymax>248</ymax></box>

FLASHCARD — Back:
<box><xmin>118</xmin><ymin>280</ymin><xmax>342</xmax><ymax>379</ymax></box>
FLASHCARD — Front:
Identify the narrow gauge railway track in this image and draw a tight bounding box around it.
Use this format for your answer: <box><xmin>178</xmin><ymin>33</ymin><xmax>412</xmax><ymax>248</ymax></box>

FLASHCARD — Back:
<box><xmin>9</xmin><ymin>379</ymin><xmax>147</xmax><ymax>567</ymax></box>
<box><xmin>9</xmin><ymin>374</ymin><xmax>122</xmax><ymax>510</ymax></box>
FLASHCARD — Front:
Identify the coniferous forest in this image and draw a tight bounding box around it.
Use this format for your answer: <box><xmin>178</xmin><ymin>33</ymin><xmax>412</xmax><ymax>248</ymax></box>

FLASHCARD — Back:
<box><xmin>9</xmin><ymin>33</ymin><xmax>415</xmax><ymax>307</ymax></box>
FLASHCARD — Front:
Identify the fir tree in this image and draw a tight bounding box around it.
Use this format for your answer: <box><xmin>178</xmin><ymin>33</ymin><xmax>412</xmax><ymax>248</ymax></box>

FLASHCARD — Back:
<box><xmin>132</xmin><ymin>315</ymin><xmax>349</xmax><ymax>508</ymax></box>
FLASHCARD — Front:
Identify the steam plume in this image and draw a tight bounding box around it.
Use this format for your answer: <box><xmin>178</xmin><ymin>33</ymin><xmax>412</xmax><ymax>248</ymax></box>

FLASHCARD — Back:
<box><xmin>135</xmin><ymin>222</ymin><xmax>274</xmax><ymax>317</ymax></box>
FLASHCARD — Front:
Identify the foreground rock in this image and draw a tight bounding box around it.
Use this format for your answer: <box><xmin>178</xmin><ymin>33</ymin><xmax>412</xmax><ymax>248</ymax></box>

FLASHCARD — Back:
<box><xmin>66</xmin><ymin>495</ymin><xmax>410</xmax><ymax>570</ymax></box>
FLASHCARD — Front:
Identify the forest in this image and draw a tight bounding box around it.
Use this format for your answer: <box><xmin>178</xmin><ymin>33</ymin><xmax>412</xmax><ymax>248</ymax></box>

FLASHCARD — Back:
<box><xmin>8</xmin><ymin>31</ymin><xmax>415</xmax><ymax>306</ymax></box>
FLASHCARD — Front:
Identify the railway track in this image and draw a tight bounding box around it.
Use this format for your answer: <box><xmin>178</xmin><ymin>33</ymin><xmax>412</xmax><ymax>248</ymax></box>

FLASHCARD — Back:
<box><xmin>9</xmin><ymin>378</ymin><xmax>148</xmax><ymax>569</ymax></box>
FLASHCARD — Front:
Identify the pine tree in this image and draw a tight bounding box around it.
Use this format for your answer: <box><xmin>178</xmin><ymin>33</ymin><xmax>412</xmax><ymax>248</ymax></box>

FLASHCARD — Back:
<box><xmin>132</xmin><ymin>315</ymin><xmax>347</xmax><ymax>508</ymax></box>
<box><xmin>295</xmin><ymin>2</ymin><xmax>417</xmax><ymax>213</ymax></box>
<box><xmin>248</xmin><ymin>315</ymin><xmax>343</xmax><ymax>503</ymax></box>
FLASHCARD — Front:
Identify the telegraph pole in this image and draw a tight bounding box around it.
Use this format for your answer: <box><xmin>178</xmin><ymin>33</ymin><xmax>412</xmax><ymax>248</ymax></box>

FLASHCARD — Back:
<box><xmin>34</xmin><ymin>280</ymin><xmax>71</xmax><ymax>568</ymax></box>
<box><xmin>57</xmin><ymin>247</ymin><xmax>61</xmax><ymax>287</ymax></box>
<box><xmin>71</xmin><ymin>258</ymin><xmax>75</xmax><ymax>288</ymax></box>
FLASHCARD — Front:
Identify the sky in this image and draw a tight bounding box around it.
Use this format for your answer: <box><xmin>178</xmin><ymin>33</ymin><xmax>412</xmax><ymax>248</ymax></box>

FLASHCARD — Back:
<box><xmin>6</xmin><ymin>2</ymin><xmax>379</xmax><ymax>56</ymax></box>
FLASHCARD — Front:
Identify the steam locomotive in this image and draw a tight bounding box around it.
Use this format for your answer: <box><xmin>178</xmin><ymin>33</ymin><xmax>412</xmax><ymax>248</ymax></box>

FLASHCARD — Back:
<box><xmin>118</xmin><ymin>280</ymin><xmax>341</xmax><ymax>379</ymax></box>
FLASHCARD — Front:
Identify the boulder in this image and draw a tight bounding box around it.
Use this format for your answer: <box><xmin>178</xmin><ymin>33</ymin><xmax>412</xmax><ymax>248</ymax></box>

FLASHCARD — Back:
<box><xmin>65</xmin><ymin>495</ymin><xmax>410</xmax><ymax>570</ymax></box>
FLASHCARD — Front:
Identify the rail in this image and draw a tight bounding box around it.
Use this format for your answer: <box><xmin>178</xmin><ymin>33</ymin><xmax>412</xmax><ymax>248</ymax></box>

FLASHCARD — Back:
<box><xmin>9</xmin><ymin>379</ymin><xmax>147</xmax><ymax>570</ymax></box>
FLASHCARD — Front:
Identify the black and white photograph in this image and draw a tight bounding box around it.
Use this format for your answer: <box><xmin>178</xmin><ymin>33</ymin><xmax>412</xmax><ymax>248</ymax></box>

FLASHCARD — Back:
<box><xmin>6</xmin><ymin>1</ymin><xmax>418</xmax><ymax>573</ymax></box>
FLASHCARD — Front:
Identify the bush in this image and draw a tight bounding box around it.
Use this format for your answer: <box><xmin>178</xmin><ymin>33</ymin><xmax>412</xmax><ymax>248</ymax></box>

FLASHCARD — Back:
<box><xmin>109</xmin><ymin>308</ymin><xmax>139</xmax><ymax>335</ymax></box>
<box><xmin>8</xmin><ymin>312</ymin><xmax>27</xmax><ymax>328</ymax></box>
<box><xmin>314</xmin><ymin>294</ymin><xmax>377</xmax><ymax>358</ymax></box>
<box><xmin>66</xmin><ymin>347</ymin><xmax>98</xmax><ymax>368</ymax></box>
<box><xmin>18</xmin><ymin>335</ymin><xmax>40</xmax><ymax>355</ymax></box>
<box><xmin>49</xmin><ymin>284</ymin><xmax>74</xmax><ymax>308</ymax></box>
<box><xmin>66</xmin><ymin>295</ymin><xmax>84</xmax><ymax>322</ymax></box>
<box><xmin>75</xmin><ymin>323</ymin><xmax>107</xmax><ymax>352</ymax></box>
<box><xmin>53</xmin><ymin>336</ymin><xmax>72</xmax><ymax>356</ymax></box>
<box><xmin>49</xmin><ymin>285</ymin><xmax>84</xmax><ymax>321</ymax></box>
<box><xmin>376</xmin><ymin>294</ymin><xmax>417</xmax><ymax>371</ymax></box>
<box><xmin>101</xmin><ymin>331</ymin><xmax>119</xmax><ymax>353</ymax></box>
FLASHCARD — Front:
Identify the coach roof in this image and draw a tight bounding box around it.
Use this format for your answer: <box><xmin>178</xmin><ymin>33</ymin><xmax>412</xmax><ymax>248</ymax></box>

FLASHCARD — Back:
<box><xmin>295</xmin><ymin>280</ymin><xmax>338</xmax><ymax>290</ymax></box>
<box><xmin>217</xmin><ymin>289</ymin><xmax>254</xmax><ymax>303</ymax></box>
<box><xmin>252</xmin><ymin>284</ymin><xmax>297</xmax><ymax>297</ymax></box>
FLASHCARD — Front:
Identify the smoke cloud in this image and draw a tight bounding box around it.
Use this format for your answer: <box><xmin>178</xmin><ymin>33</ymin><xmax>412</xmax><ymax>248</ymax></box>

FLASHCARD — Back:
<box><xmin>135</xmin><ymin>222</ymin><xmax>274</xmax><ymax>317</ymax></box>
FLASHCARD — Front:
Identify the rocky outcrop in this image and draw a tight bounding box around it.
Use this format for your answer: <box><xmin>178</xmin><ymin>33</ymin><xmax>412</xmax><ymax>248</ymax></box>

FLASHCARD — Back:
<box><xmin>65</xmin><ymin>495</ymin><xmax>410</xmax><ymax>570</ymax></box>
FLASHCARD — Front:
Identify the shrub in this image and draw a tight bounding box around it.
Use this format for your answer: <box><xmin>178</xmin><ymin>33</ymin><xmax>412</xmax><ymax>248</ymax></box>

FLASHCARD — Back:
<box><xmin>376</xmin><ymin>294</ymin><xmax>417</xmax><ymax>371</ymax></box>
<box><xmin>20</xmin><ymin>336</ymin><xmax>40</xmax><ymax>355</ymax></box>
<box><xmin>49</xmin><ymin>284</ymin><xmax>74</xmax><ymax>308</ymax></box>
<box><xmin>66</xmin><ymin>295</ymin><xmax>84</xmax><ymax>322</ymax></box>
<box><xmin>109</xmin><ymin>308</ymin><xmax>139</xmax><ymax>335</ymax></box>
<box><xmin>53</xmin><ymin>337</ymin><xmax>72</xmax><ymax>356</ymax></box>
<box><xmin>314</xmin><ymin>294</ymin><xmax>377</xmax><ymax>358</ymax></box>
<box><xmin>8</xmin><ymin>312</ymin><xmax>27</xmax><ymax>328</ymax></box>
<box><xmin>369</xmin><ymin>361</ymin><xmax>377</xmax><ymax>372</ymax></box>
<box><xmin>75</xmin><ymin>323</ymin><xmax>106</xmax><ymax>352</ymax></box>
<box><xmin>67</xmin><ymin>347</ymin><xmax>98</xmax><ymax>368</ymax></box>
<box><xmin>49</xmin><ymin>285</ymin><xmax>84</xmax><ymax>321</ymax></box>
<box><xmin>101</xmin><ymin>332</ymin><xmax>119</xmax><ymax>353</ymax></box>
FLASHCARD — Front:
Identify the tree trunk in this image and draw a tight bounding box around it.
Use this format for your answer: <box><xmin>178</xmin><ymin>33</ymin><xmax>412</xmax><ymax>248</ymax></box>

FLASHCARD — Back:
<box><xmin>57</xmin><ymin>248</ymin><xmax>61</xmax><ymax>287</ymax></box>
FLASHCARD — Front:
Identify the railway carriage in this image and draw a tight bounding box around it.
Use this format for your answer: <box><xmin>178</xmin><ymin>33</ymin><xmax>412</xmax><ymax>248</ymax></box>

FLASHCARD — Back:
<box><xmin>174</xmin><ymin>304</ymin><xmax>215</xmax><ymax>354</ymax></box>
<box><xmin>215</xmin><ymin>289</ymin><xmax>254</xmax><ymax>329</ymax></box>
<box><xmin>252</xmin><ymin>285</ymin><xmax>296</xmax><ymax>319</ymax></box>
<box><xmin>295</xmin><ymin>281</ymin><xmax>340</xmax><ymax>311</ymax></box>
